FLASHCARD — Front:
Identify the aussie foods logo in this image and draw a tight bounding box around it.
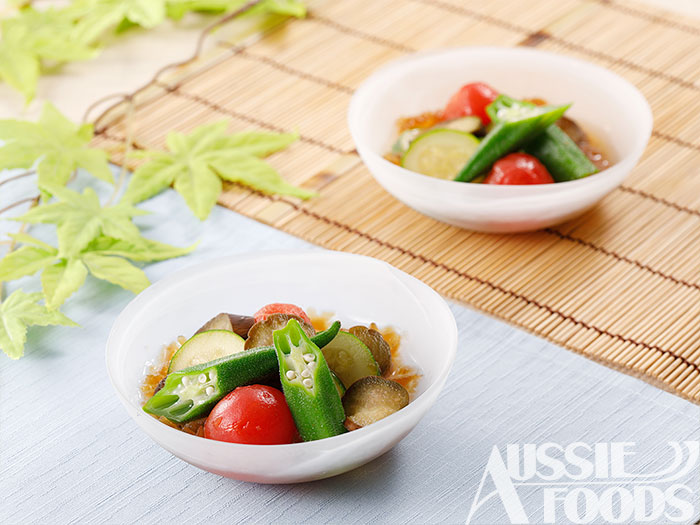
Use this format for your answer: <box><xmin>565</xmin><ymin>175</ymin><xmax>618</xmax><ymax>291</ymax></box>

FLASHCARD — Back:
<box><xmin>466</xmin><ymin>441</ymin><xmax>699</xmax><ymax>524</ymax></box>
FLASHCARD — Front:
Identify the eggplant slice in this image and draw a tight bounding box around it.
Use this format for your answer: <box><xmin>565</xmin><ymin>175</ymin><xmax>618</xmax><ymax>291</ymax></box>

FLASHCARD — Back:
<box><xmin>342</xmin><ymin>376</ymin><xmax>408</xmax><ymax>429</ymax></box>
<box><xmin>195</xmin><ymin>313</ymin><xmax>255</xmax><ymax>339</ymax></box>
<box><xmin>244</xmin><ymin>313</ymin><xmax>316</xmax><ymax>350</ymax></box>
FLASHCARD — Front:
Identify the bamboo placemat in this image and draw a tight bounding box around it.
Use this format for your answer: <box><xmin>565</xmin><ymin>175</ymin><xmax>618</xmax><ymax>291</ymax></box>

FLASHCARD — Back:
<box><xmin>92</xmin><ymin>0</ymin><xmax>700</xmax><ymax>404</ymax></box>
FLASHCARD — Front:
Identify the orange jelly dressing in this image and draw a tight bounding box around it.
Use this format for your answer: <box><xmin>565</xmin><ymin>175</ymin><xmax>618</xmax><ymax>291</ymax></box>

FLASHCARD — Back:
<box><xmin>308</xmin><ymin>310</ymin><xmax>334</xmax><ymax>332</ymax></box>
<box><xmin>140</xmin><ymin>338</ymin><xmax>182</xmax><ymax>400</ymax></box>
<box><xmin>140</xmin><ymin>336</ymin><xmax>207</xmax><ymax>436</ymax></box>
<box><xmin>397</xmin><ymin>111</ymin><xmax>446</xmax><ymax>133</ymax></box>
<box><xmin>383</xmin><ymin>152</ymin><xmax>402</xmax><ymax>166</ymax></box>
<box><xmin>370</xmin><ymin>323</ymin><xmax>421</xmax><ymax>395</ymax></box>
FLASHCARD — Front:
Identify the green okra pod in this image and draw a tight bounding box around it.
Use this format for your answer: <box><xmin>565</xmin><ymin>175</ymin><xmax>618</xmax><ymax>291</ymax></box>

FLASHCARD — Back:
<box><xmin>489</xmin><ymin>95</ymin><xmax>598</xmax><ymax>182</ymax></box>
<box><xmin>523</xmin><ymin>123</ymin><xmax>598</xmax><ymax>182</ymax></box>
<box><xmin>143</xmin><ymin>321</ymin><xmax>341</xmax><ymax>423</ymax></box>
<box><xmin>273</xmin><ymin>319</ymin><xmax>347</xmax><ymax>441</ymax></box>
<box><xmin>455</xmin><ymin>95</ymin><xmax>569</xmax><ymax>182</ymax></box>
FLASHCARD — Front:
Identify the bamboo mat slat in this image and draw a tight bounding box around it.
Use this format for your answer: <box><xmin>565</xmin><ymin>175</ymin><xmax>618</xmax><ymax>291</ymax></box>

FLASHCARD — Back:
<box><xmin>92</xmin><ymin>0</ymin><xmax>700</xmax><ymax>404</ymax></box>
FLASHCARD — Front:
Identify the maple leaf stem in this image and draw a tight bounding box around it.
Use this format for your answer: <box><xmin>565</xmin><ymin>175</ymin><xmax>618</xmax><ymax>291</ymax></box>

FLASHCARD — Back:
<box><xmin>106</xmin><ymin>95</ymin><xmax>135</xmax><ymax>206</ymax></box>
<box><xmin>0</xmin><ymin>195</ymin><xmax>38</xmax><ymax>303</ymax></box>
<box><xmin>82</xmin><ymin>92</ymin><xmax>133</xmax><ymax>125</ymax></box>
<box><xmin>88</xmin><ymin>0</ymin><xmax>265</xmax><ymax>134</ymax></box>
<box><xmin>198</xmin><ymin>0</ymin><xmax>265</xmax><ymax>47</ymax></box>
<box><xmin>0</xmin><ymin>170</ymin><xmax>35</xmax><ymax>188</ymax></box>
<box><xmin>0</xmin><ymin>196</ymin><xmax>37</xmax><ymax>215</ymax></box>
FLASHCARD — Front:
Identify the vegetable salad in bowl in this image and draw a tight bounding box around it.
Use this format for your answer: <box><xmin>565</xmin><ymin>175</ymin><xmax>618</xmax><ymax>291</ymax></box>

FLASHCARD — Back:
<box><xmin>386</xmin><ymin>82</ymin><xmax>609</xmax><ymax>185</ymax></box>
<box><xmin>106</xmin><ymin>251</ymin><xmax>457</xmax><ymax>482</ymax></box>
<box><xmin>141</xmin><ymin>303</ymin><xmax>420</xmax><ymax>445</ymax></box>
<box><xmin>350</xmin><ymin>48</ymin><xmax>651</xmax><ymax>230</ymax></box>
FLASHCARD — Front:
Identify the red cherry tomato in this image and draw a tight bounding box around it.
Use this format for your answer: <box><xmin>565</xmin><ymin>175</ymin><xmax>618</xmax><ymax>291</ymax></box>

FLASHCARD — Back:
<box><xmin>484</xmin><ymin>153</ymin><xmax>555</xmax><ymax>185</ymax></box>
<box><xmin>443</xmin><ymin>82</ymin><xmax>499</xmax><ymax>124</ymax></box>
<box><xmin>254</xmin><ymin>303</ymin><xmax>312</xmax><ymax>324</ymax></box>
<box><xmin>204</xmin><ymin>385</ymin><xmax>297</xmax><ymax>445</ymax></box>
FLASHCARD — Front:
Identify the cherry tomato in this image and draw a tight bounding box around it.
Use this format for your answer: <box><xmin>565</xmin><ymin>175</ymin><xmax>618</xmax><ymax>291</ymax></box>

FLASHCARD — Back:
<box><xmin>204</xmin><ymin>385</ymin><xmax>297</xmax><ymax>445</ymax></box>
<box><xmin>484</xmin><ymin>153</ymin><xmax>554</xmax><ymax>185</ymax></box>
<box><xmin>443</xmin><ymin>82</ymin><xmax>499</xmax><ymax>124</ymax></box>
<box><xmin>254</xmin><ymin>303</ymin><xmax>312</xmax><ymax>325</ymax></box>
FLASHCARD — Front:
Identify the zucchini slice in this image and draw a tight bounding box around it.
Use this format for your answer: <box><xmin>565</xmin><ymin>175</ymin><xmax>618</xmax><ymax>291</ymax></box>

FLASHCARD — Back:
<box><xmin>331</xmin><ymin>370</ymin><xmax>346</xmax><ymax>397</ymax></box>
<box><xmin>391</xmin><ymin>128</ymin><xmax>422</xmax><ymax>155</ymax></box>
<box><xmin>169</xmin><ymin>330</ymin><xmax>245</xmax><ymax>372</ymax></box>
<box><xmin>440</xmin><ymin>116</ymin><xmax>481</xmax><ymax>134</ymax></box>
<box><xmin>402</xmin><ymin>129</ymin><xmax>480</xmax><ymax>179</ymax></box>
<box><xmin>320</xmin><ymin>331</ymin><xmax>380</xmax><ymax>388</ymax></box>
<box><xmin>348</xmin><ymin>325</ymin><xmax>391</xmax><ymax>375</ymax></box>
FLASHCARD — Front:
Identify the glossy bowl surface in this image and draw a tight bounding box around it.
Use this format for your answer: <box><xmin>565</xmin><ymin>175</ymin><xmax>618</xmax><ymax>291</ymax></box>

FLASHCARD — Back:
<box><xmin>106</xmin><ymin>251</ymin><xmax>457</xmax><ymax>483</ymax></box>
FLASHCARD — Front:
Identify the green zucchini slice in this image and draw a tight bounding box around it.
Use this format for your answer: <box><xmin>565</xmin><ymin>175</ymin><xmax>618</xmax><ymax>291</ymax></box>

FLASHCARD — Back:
<box><xmin>440</xmin><ymin>116</ymin><xmax>481</xmax><ymax>134</ymax></box>
<box><xmin>348</xmin><ymin>325</ymin><xmax>391</xmax><ymax>375</ymax></box>
<box><xmin>320</xmin><ymin>331</ymin><xmax>380</xmax><ymax>387</ymax></box>
<box><xmin>391</xmin><ymin>128</ymin><xmax>422</xmax><ymax>155</ymax></box>
<box><xmin>402</xmin><ymin>129</ymin><xmax>479</xmax><ymax>179</ymax></box>
<box><xmin>169</xmin><ymin>330</ymin><xmax>245</xmax><ymax>372</ymax></box>
<box><xmin>331</xmin><ymin>370</ymin><xmax>346</xmax><ymax>397</ymax></box>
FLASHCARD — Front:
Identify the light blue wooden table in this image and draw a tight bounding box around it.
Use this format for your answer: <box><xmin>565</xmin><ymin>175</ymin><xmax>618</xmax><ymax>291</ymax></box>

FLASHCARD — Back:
<box><xmin>1</xmin><ymin>171</ymin><xmax>698</xmax><ymax>524</ymax></box>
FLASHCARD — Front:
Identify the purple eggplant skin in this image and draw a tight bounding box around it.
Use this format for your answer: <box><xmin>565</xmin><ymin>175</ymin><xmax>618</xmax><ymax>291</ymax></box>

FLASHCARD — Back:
<box><xmin>194</xmin><ymin>313</ymin><xmax>256</xmax><ymax>339</ymax></box>
<box><xmin>228</xmin><ymin>314</ymin><xmax>256</xmax><ymax>338</ymax></box>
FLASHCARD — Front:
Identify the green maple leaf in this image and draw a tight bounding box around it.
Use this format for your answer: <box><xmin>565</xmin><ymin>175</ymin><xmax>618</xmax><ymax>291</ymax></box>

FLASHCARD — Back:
<box><xmin>0</xmin><ymin>8</ymin><xmax>98</xmax><ymax>101</ymax></box>
<box><xmin>40</xmin><ymin>257</ymin><xmax>89</xmax><ymax>309</ymax></box>
<box><xmin>124</xmin><ymin>120</ymin><xmax>314</xmax><ymax>220</ymax></box>
<box><xmin>0</xmin><ymin>232</ymin><xmax>194</xmax><ymax>309</ymax></box>
<box><xmin>84</xmin><ymin>235</ymin><xmax>198</xmax><ymax>262</ymax></box>
<box><xmin>248</xmin><ymin>0</ymin><xmax>306</xmax><ymax>18</ymax></box>
<box><xmin>211</xmin><ymin>153</ymin><xmax>314</xmax><ymax>199</ymax></box>
<box><xmin>12</xmin><ymin>184</ymin><xmax>144</xmax><ymax>258</ymax></box>
<box><xmin>0</xmin><ymin>103</ymin><xmax>113</xmax><ymax>188</ymax></box>
<box><xmin>39</xmin><ymin>250</ymin><xmax>151</xmax><ymax>308</ymax></box>
<box><xmin>68</xmin><ymin>0</ymin><xmax>166</xmax><ymax>43</ymax></box>
<box><xmin>166</xmin><ymin>0</ymin><xmax>306</xmax><ymax>20</ymax></box>
<box><xmin>0</xmin><ymin>242</ymin><xmax>57</xmax><ymax>281</ymax></box>
<box><xmin>81</xmin><ymin>252</ymin><xmax>150</xmax><ymax>293</ymax></box>
<box><xmin>0</xmin><ymin>289</ymin><xmax>76</xmax><ymax>359</ymax></box>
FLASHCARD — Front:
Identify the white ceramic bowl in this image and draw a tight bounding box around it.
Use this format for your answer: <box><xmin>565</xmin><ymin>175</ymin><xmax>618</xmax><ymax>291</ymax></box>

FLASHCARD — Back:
<box><xmin>348</xmin><ymin>47</ymin><xmax>653</xmax><ymax>233</ymax></box>
<box><xmin>106</xmin><ymin>251</ymin><xmax>457</xmax><ymax>483</ymax></box>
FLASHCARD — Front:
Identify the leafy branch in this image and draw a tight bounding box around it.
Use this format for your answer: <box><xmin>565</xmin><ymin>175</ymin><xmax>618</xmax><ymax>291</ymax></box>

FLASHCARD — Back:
<box><xmin>125</xmin><ymin>121</ymin><xmax>315</xmax><ymax>219</ymax></box>
<box><xmin>0</xmin><ymin>1</ymin><xmax>311</xmax><ymax>359</ymax></box>
<box><xmin>0</xmin><ymin>100</ymin><xmax>313</xmax><ymax>358</ymax></box>
<box><xmin>0</xmin><ymin>290</ymin><xmax>76</xmax><ymax>359</ymax></box>
<box><xmin>0</xmin><ymin>0</ymin><xmax>306</xmax><ymax>102</ymax></box>
<box><xmin>0</xmin><ymin>102</ymin><xmax>113</xmax><ymax>188</ymax></box>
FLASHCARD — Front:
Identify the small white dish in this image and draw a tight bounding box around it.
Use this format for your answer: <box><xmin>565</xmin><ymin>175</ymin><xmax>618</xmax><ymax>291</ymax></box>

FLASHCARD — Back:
<box><xmin>348</xmin><ymin>47</ymin><xmax>653</xmax><ymax>233</ymax></box>
<box><xmin>106</xmin><ymin>251</ymin><xmax>457</xmax><ymax>483</ymax></box>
